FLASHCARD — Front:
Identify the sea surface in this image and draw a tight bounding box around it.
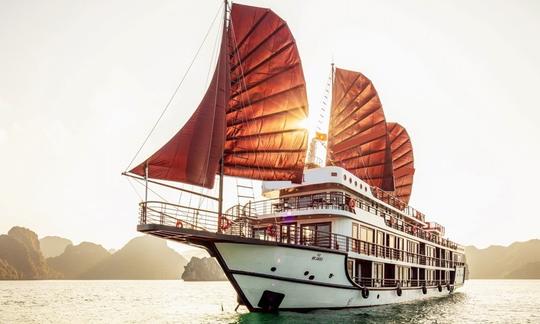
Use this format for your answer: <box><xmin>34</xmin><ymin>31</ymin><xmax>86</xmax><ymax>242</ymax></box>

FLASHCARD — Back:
<box><xmin>1</xmin><ymin>280</ymin><xmax>538</xmax><ymax>323</ymax></box>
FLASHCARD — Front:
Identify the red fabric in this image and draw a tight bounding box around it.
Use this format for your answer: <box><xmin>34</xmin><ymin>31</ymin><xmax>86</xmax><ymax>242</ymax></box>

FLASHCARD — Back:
<box><xmin>327</xmin><ymin>67</ymin><xmax>394</xmax><ymax>191</ymax></box>
<box><xmin>224</xmin><ymin>3</ymin><xmax>309</xmax><ymax>183</ymax></box>
<box><xmin>387</xmin><ymin>122</ymin><xmax>415</xmax><ymax>204</ymax></box>
<box><xmin>130</xmin><ymin>26</ymin><xmax>230</xmax><ymax>188</ymax></box>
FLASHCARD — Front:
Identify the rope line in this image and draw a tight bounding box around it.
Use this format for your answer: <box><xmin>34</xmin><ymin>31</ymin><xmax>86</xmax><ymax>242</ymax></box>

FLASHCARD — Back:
<box><xmin>125</xmin><ymin>3</ymin><xmax>225</xmax><ymax>172</ymax></box>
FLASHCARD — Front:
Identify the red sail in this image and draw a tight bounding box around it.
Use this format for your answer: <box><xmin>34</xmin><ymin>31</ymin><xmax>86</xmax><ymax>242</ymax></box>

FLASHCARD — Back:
<box><xmin>224</xmin><ymin>3</ymin><xmax>309</xmax><ymax>183</ymax></box>
<box><xmin>129</xmin><ymin>26</ymin><xmax>230</xmax><ymax>188</ymax></box>
<box><xmin>327</xmin><ymin>67</ymin><xmax>394</xmax><ymax>191</ymax></box>
<box><xmin>387</xmin><ymin>122</ymin><xmax>415</xmax><ymax>204</ymax></box>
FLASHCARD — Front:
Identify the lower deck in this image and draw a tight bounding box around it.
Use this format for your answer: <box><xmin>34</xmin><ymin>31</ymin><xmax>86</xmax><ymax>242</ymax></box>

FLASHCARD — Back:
<box><xmin>138</xmin><ymin>223</ymin><xmax>464</xmax><ymax>311</ymax></box>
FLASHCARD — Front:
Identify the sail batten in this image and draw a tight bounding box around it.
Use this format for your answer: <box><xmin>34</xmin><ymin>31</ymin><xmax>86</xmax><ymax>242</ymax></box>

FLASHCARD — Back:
<box><xmin>387</xmin><ymin>122</ymin><xmax>415</xmax><ymax>203</ymax></box>
<box><xmin>327</xmin><ymin>67</ymin><xmax>394</xmax><ymax>191</ymax></box>
<box><xmin>224</xmin><ymin>3</ymin><xmax>309</xmax><ymax>183</ymax></box>
<box><xmin>130</xmin><ymin>3</ymin><xmax>309</xmax><ymax>187</ymax></box>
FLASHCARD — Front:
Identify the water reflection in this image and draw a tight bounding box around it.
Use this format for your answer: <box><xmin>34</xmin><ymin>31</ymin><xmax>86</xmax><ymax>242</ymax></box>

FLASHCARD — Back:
<box><xmin>235</xmin><ymin>293</ymin><xmax>468</xmax><ymax>324</ymax></box>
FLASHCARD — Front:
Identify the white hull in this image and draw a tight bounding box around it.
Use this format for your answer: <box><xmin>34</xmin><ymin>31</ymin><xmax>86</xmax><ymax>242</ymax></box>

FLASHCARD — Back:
<box><xmin>214</xmin><ymin>242</ymin><xmax>463</xmax><ymax>311</ymax></box>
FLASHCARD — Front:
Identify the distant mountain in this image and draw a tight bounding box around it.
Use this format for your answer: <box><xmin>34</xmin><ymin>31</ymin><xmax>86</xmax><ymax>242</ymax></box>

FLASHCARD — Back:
<box><xmin>465</xmin><ymin>239</ymin><xmax>540</xmax><ymax>279</ymax></box>
<box><xmin>505</xmin><ymin>262</ymin><xmax>540</xmax><ymax>279</ymax></box>
<box><xmin>0</xmin><ymin>227</ymin><xmax>56</xmax><ymax>279</ymax></box>
<box><xmin>47</xmin><ymin>242</ymin><xmax>110</xmax><ymax>279</ymax></box>
<box><xmin>40</xmin><ymin>236</ymin><xmax>72</xmax><ymax>258</ymax></box>
<box><xmin>80</xmin><ymin>235</ymin><xmax>188</xmax><ymax>279</ymax></box>
<box><xmin>182</xmin><ymin>257</ymin><xmax>226</xmax><ymax>281</ymax></box>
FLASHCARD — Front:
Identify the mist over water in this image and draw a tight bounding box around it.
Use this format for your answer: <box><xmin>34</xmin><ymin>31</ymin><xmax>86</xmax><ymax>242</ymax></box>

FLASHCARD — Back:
<box><xmin>1</xmin><ymin>280</ymin><xmax>538</xmax><ymax>323</ymax></box>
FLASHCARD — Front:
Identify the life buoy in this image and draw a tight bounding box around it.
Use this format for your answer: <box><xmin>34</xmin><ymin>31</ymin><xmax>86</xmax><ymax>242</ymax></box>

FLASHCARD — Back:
<box><xmin>437</xmin><ymin>284</ymin><xmax>443</xmax><ymax>292</ymax></box>
<box><xmin>220</xmin><ymin>217</ymin><xmax>231</xmax><ymax>231</ymax></box>
<box><xmin>175</xmin><ymin>219</ymin><xmax>183</xmax><ymax>228</ymax></box>
<box><xmin>267</xmin><ymin>224</ymin><xmax>277</xmax><ymax>237</ymax></box>
<box><xmin>361</xmin><ymin>287</ymin><xmax>369</xmax><ymax>299</ymax></box>
<box><xmin>422</xmin><ymin>286</ymin><xmax>427</xmax><ymax>295</ymax></box>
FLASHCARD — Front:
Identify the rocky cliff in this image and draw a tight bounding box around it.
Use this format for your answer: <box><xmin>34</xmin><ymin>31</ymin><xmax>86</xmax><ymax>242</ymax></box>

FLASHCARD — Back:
<box><xmin>0</xmin><ymin>226</ymin><xmax>55</xmax><ymax>279</ymax></box>
<box><xmin>182</xmin><ymin>257</ymin><xmax>226</xmax><ymax>281</ymax></box>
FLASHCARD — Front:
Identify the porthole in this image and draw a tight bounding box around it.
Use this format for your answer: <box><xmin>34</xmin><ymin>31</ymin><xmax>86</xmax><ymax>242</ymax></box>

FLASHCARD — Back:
<box><xmin>308</xmin><ymin>275</ymin><xmax>315</xmax><ymax>280</ymax></box>
<box><xmin>343</xmin><ymin>175</ymin><xmax>347</xmax><ymax>181</ymax></box>
<box><xmin>331</xmin><ymin>172</ymin><xmax>337</xmax><ymax>177</ymax></box>
<box><xmin>354</xmin><ymin>181</ymin><xmax>357</xmax><ymax>187</ymax></box>
<box><xmin>349</xmin><ymin>178</ymin><xmax>352</xmax><ymax>184</ymax></box>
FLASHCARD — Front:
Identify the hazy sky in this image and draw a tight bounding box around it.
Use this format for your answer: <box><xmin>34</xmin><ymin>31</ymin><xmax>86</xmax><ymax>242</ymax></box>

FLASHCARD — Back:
<box><xmin>1</xmin><ymin>0</ymin><xmax>539</xmax><ymax>250</ymax></box>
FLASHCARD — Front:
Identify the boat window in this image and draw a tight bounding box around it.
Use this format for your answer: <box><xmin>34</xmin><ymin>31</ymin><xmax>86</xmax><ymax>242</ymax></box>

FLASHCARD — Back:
<box><xmin>343</xmin><ymin>175</ymin><xmax>347</xmax><ymax>181</ymax></box>
<box><xmin>300</xmin><ymin>222</ymin><xmax>331</xmax><ymax>248</ymax></box>
<box><xmin>360</xmin><ymin>226</ymin><xmax>374</xmax><ymax>243</ymax></box>
<box><xmin>331</xmin><ymin>172</ymin><xmax>337</xmax><ymax>177</ymax></box>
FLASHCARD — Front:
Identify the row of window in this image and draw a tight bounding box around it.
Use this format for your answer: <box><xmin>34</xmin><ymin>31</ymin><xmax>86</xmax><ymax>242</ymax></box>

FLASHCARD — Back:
<box><xmin>351</xmin><ymin>222</ymin><xmax>462</xmax><ymax>261</ymax></box>
<box><xmin>331</xmin><ymin>171</ymin><xmax>369</xmax><ymax>193</ymax></box>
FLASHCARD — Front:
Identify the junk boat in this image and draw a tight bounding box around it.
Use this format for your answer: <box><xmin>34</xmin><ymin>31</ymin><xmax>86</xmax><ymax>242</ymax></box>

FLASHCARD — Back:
<box><xmin>123</xmin><ymin>1</ymin><xmax>467</xmax><ymax>312</ymax></box>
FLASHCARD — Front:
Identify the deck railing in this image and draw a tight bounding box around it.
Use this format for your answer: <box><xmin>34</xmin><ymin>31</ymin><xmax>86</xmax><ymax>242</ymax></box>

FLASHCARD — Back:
<box><xmin>352</xmin><ymin>277</ymin><xmax>453</xmax><ymax>288</ymax></box>
<box><xmin>140</xmin><ymin>201</ymin><xmax>465</xmax><ymax>269</ymax></box>
<box><xmin>237</xmin><ymin>192</ymin><xmax>458</xmax><ymax>250</ymax></box>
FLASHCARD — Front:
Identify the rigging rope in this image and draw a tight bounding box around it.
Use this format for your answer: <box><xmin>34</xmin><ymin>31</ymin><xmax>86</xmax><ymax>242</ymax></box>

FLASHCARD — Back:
<box><xmin>125</xmin><ymin>3</ymin><xmax>225</xmax><ymax>172</ymax></box>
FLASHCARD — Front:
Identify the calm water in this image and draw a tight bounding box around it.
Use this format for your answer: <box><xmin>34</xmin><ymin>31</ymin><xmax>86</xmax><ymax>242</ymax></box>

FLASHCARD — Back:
<box><xmin>1</xmin><ymin>280</ymin><xmax>539</xmax><ymax>323</ymax></box>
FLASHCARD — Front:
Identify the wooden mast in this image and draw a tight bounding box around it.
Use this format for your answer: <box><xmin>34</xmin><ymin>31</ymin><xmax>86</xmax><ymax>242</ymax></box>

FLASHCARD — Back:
<box><xmin>217</xmin><ymin>0</ymin><xmax>229</xmax><ymax>233</ymax></box>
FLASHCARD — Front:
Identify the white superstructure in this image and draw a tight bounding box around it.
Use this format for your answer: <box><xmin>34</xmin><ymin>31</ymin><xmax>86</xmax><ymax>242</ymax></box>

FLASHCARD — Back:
<box><xmin>137</xmin><ymin>165</ymin><xmax>466</xmax><ymax>311</ymax></box>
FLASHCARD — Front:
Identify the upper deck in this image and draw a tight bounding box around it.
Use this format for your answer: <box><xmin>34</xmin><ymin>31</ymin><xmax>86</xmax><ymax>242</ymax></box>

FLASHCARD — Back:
<box><xmin>259</xmin><ymin>166</ymin><xmax>459</xmax><ymax>250</ymax></box>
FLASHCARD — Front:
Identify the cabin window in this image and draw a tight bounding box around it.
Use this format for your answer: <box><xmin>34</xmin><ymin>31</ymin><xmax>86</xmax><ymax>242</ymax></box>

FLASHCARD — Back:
<box><xmin>360</xmin><ymin>226</ymin><xmax>374</xmax><ymax>243</ymax></box>
<box><xmin>301</xmin><ymin>222</ymin><xmax>331</xmax><ymax>248</ymax></box>
<box><xmin>343</xmin><ymin>175</ymin><xmax>347</xmax><ymax>181</ymax></box>
<box><xmin>331</xmin><ymin>172</ymin><xmax>337</xmax><ymax>177</ymax></box>
<box><xmin>373</xmin><ymin>263</ymin><xmax>384</xmax><ymax>287</ymax></box>
<box><xmin>347</xmin><ymin>260</ymin><xmax>354</xmax><ymax>279</ymax></box>
<box><xmin>252</xmin><ymin>227</ymin><xmax>267</xmax><ymax>240</ymax></box>
<box><xmin>352</xmin><ymin>223</ymin><xmax>359</xmax><ymax>253</ymax></box>
<box><xmin>352</xmin><ymin>223</ymin><xmax>359</xmax><ymax>239</ymax></box>
<box><xmin>280</xmin><ymin>223</ymin><xmax>297</xmax><ymax>244</ymax></box>
<box><xmin>396</xmin><ymin>266</ymin><xmax>411</xmax><ymax>286</ymax></box>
